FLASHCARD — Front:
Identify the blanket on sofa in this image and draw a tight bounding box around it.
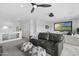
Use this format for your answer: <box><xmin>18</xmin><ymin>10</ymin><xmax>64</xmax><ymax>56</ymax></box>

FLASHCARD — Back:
<box><xmin>19</xmin><ymin>42</ymin><xmax>47</xmax><ymax>56</ymax></box>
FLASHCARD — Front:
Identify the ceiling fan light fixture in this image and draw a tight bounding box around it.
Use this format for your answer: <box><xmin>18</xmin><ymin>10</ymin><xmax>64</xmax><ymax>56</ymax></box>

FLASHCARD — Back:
<box><xmin>33</xmin><ymin>5</ymin><xmax>37</xmax><ymax>8</ymax></box>
<box><xmin>49</xmin><ymin>13</ymin><xmax>54</xmax><ymax>17</ymax></box>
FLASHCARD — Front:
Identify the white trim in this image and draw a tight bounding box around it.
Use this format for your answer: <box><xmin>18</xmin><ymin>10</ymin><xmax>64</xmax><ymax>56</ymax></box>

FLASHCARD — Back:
<box><xmin>0</xmin><ymin>31</ymin><xmax>22</xmax><ymax>44</ymax></box>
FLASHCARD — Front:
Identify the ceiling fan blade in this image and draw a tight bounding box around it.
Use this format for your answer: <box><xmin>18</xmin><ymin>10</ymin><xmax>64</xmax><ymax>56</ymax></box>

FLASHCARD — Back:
<box><xmin>37</xmin><ymin>4</ymin><xmax>51</xmax><ymax>7</ymax></box>
<box><xmin>31</xmin><ymin>3</ymin><xmax>36</xmax><ymax>6</ymax></box>
<box><xmin>31</xmin><ymin>7</ymin><xmax>35</xmax><ymax>13</ymax></box>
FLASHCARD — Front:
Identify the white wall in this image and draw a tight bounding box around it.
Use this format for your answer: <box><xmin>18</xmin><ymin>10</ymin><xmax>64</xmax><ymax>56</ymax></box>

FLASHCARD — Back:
<box><xmin>18</xmin><ymin>20</ymin><xmax>30</xmax><ymax>39</ymax></box>
<box><xmin>0</xmin><ymin>18</ymin><xmax>52</xmax><ymax>39</ymax></box>
<box><xmin>0</xmin><ymin>20</ymin><xmax>19</xmax><ymax>33</ymax></box>
<box><xmin>29</xmin><ymin>19</ymin><xmax>37</xmax><ymax>36</ymax></box>
<box><xmin>72</xmin><ymin>18</ymin><xmax>79</xmax><ymax>32</ymax></box>
<box><xmin>36</xmin><ymin>20</ymin><xmax>53</xmax><ymax>33</ymax></box>
<box><xmin>19</xmin><ymin>19</ymin><xmax>53</xmax><ymax>38</ymax></box>
<box><xmin>1</xmin><ymin>17</ymin><xmax>79</xmax><ymax>39</ymax></box>
<box><xmin>0</xmin><ymin>19</ymin><xmax>30</xmax><ymax>39</ymax></box>
<box><xmin>29</xmin><ymin>19</ymin><xmax>53</xmax><ymax>36</ymax></box>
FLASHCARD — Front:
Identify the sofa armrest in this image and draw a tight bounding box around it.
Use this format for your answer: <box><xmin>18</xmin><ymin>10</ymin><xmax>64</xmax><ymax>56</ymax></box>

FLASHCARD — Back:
<box><xmin>30</xmin><ymin>39</ymin><xmax>39</xmax><ymax>46</ymax></box>
<box><xmin>54</xmin><ymin>40</ymin><xmax>63</xmax><ymax>56</ymax></box>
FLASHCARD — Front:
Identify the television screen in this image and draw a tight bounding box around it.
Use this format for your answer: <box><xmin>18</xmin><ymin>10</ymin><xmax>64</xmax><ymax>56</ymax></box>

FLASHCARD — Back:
<box><xmin>54</xmin><ymin>21</ymin><xmax>72</xmax><ymax>31</ymax></box>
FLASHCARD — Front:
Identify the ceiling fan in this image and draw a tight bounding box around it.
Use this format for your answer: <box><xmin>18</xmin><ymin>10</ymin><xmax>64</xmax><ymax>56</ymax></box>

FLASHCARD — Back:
<box><xmin>31</xmin><ymin>3</ymin><xmax>52</xmax><ymax>13</ymax></box>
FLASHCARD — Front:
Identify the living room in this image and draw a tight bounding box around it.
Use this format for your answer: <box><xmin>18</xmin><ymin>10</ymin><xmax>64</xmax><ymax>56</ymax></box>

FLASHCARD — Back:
<box><xmin>0</xmin><ymin>3</ymin><xmax>79</xmax><ymax>56</ymax></box>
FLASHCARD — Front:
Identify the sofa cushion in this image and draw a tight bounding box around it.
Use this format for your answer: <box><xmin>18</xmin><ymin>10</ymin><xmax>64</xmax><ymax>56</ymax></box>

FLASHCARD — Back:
<box><xmin>38</xmin><ymin>33</ymin><xmax>49</xmax><ymax>40</ymax></box>
<box><xmin>49</xmin><ymin>33</ymin><xmax>63</xmax><ymax>42</ymax></box>
<box><xmin>45</xmin><ymin>41</ymin><xmax>55</xmax><ymax>49</ymax></box>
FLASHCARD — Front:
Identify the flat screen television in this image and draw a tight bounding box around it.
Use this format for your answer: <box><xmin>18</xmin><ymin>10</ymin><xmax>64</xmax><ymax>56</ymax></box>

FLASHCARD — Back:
<box><xmin>54</xmin><ymin>21</ymin><xmax>72</xmax><ymax>31</ymax></box>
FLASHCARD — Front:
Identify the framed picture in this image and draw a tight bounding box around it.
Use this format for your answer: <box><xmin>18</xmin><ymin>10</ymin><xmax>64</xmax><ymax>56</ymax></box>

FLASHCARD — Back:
<box><xmin>45</xmin><ymin>25</ymin><xmax>49</xmax><ymax>29</ymax></box>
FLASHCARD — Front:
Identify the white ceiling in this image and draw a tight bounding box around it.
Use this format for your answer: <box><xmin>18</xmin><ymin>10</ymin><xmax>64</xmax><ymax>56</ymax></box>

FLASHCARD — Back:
<box><xmin>0</xmin><ymin>3</ymin><xmax>79</xmax><ymax>22</ymax></box>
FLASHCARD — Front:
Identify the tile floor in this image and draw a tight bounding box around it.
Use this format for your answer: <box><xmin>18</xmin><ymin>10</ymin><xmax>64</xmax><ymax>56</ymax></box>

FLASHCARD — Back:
<box><xmin>61</xmin><ymin>43</ymin><xmax>79</xmax><ymax>56</ymax></box>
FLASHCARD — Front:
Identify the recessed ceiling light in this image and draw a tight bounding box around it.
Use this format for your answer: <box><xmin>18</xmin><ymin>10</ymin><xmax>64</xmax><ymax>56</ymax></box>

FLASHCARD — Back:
<box><xmin>2</xmin><ymin>26</ymin><xmax>8</xmax><ymax>29</ymax></box>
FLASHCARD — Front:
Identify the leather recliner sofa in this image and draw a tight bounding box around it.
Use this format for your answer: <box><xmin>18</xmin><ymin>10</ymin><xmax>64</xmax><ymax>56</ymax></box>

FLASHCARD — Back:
<box><xmin>30</xmin><ymin>32</ymin><xmax>64</xmax><ymax>56</ymax></box>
